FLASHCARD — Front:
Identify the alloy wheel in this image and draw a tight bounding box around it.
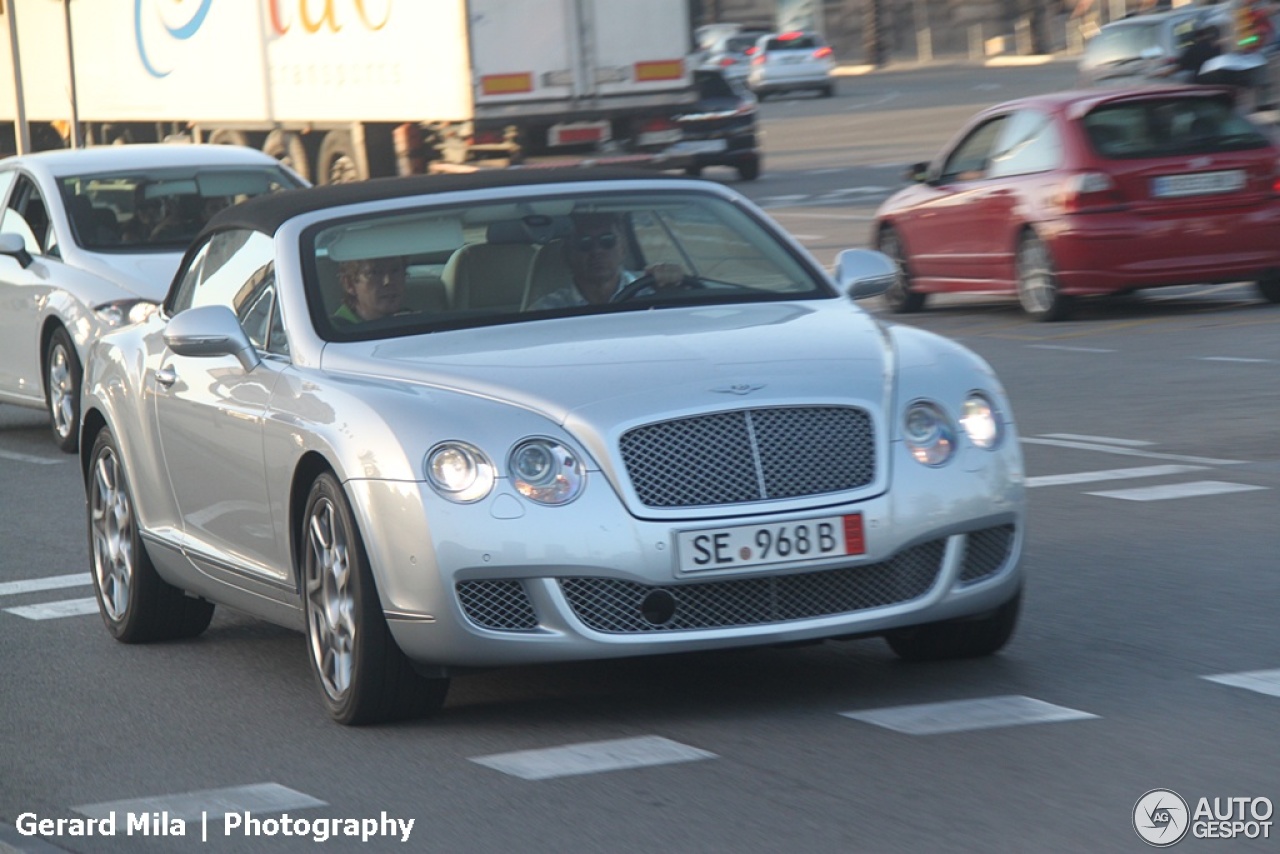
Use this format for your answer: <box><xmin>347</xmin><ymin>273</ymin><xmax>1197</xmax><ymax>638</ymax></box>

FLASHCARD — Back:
<box><xmin>90</xmin><ymin>447</ymin><xmax>133</xmax><ymax>621</ymax></box>
<box><xmin>305</xmin><ymin>496</ymin><xmax>357</xmax><ymax>702</ymax></box>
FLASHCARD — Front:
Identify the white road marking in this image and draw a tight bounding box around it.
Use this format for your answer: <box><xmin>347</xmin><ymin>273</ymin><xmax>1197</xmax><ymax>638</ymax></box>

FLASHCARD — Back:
<box><xmin>470</xmin><ymin>736</ymin><xmax>717</xmax><ymax>780</ymax></box>
<box><xmin>1028</xmin><ymin>344</ymin><xmax>1116</xmax><ymax>353</ymax></box>
<box><xmin>1021</xmin><ymin>437</ymin><xmax>1245</xmax><ymax>466</ymax></box>
<box><xmin>74</xmin><ymin>783</ymin><xmax>327</xmax><ymax>822</ymax></box>
<box><xmin>1204</xmin><ymin>669</ymin><xmax>1280</xmax><ymax>698</ymax></box>
<box><xmin>0</xmin><ymin>573</ymin><xmax>91</xmax><ymax>597</ymax></box>
<box><xmin>0</xmin><ymin>450</ymin><xmax>66</xmax><ymax>465</ymax></box>
<box><xmin>1087</xmin><ymin>481</ymin><xmax>1267</xmax><ymax>501</ymax></box>
<box><xmin>5</xmin><ymin>598</ymin><xmax>100</xmax><ymax>620</ymax></box>
<box><xmin>804</xmin><ymin>168</ymin><xmax>848</xmax><ymax>175</ymax></box>
<box><xmin>1027</xmin><ymin>464</ymin><xmax>1206</xmax><ymax>488</ymax></box>
<box><xmin>789</xmin><ymin>234</ymin><xmax>827</xmax><ymax>241</ymax></box>
<box><xmin>1199</xmin><ymin>356</ymin><xmax>1274</xmax><ymax>363</ymax></box>
<box><xmin>841</xmin><ymin>695</ymin><xmax>1098</xmax><ymax>735</ymax></box>
<box><xmin>1038</xmin><ymin>434</ymin><xmax>1153</xmax><ymax>447</ymax></box>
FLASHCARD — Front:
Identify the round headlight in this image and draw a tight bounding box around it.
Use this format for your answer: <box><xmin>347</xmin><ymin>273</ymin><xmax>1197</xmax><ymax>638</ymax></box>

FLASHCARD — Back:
<box><xmin>961</xmin><ymin>393</ymin><xmax>1002</xmax><ymax>450</ymax></box>
<box><xmin>509</xmin><ymin>439</ymin><xmax>585</xmax><ymax>505</ymax></box>
<box><xmin>903</xmin><ymin>400</ymin><xmax>955</xmax><ymax>466</ymax></box>
<box><xmin>425</xmin><ymin>442</ymin><xmax>495</xmax><ymax>503</ymax></box>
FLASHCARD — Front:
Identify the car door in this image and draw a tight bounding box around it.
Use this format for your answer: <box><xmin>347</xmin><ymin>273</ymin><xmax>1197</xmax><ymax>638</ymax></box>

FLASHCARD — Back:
<box><xmin>0</xmin><ymin>172</ymin><xmax>53</xmax><ymax>403</ymax></box>
<box><xmin>152</xmin><ymin>228</ymin><xmax>289</xmax><ymax>584</ymax></box>
<box><xmin>968</xmin><ymin>108</ymin><xmax>1064</xmax><ymax>284</ymax></box>
<box><xmin>899</xmin><ymin>116</ymin><xmax>1009</xmax><ymax>284</ymax></box>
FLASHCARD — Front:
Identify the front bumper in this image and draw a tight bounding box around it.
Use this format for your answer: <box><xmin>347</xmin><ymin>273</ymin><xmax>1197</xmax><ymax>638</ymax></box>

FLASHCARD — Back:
<box><xmin>347</xmin><ymin>445</ymin><xmax>1025</xmax><ymax>669</ymax></box>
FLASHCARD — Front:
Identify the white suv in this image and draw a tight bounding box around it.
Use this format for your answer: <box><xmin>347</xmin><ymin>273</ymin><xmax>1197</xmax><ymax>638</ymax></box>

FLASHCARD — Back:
<box><xmin>746</xmin><ymin>31</ymin><xmax>836</xmax><ymax>99</ymax></box>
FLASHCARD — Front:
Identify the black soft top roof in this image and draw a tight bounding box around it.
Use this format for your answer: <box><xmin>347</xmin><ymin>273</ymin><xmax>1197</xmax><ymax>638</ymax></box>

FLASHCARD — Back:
<box><xmin>201</xmin><ymin>167</ymin><xmax>694</xmax><ymax>238</ymax></box>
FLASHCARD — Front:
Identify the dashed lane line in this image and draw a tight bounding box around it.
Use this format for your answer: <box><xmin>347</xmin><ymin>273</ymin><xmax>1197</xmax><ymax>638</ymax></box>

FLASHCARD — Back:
<box><xmin>1086</xmin><ymin>481</ymin><xmax>1268</xmax><ymax>501</ymax></box>
<box><xmin>0</xmin><ymin>573</ymin><xmax>90</xmax><ymax>597</ymax></box>
<box><xmin>840</xmin><ymin>695</ymin><xmax>1098</xmax><ymax>735</ymax></box>
<box><xmin>471</xmin><ymin>736</ymin><xmax>717</xmax><ymax>781</ymax></box>
<box><xmin>5</xmin><ymin>598</ymin><xmax>100</xmax><ymax>620</ymax></box>
<box><xmin>1026</xmin><ymin>465</ymin><xmax>1207</xmax><ymax>488</ymax></box>
<box><xmin>1022</xmin><ymin>437</ymin><xmax>1245</xmax><ymax>466</ymax></box>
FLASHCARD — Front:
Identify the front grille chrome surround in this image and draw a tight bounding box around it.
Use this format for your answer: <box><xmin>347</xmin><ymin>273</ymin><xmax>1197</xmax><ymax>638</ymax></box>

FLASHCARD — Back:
<box><xmin>559</xmin><ymin>539</ymin><xmax>944</xmax><ymax>634</ymax></box>
<box><xmin>619</xmin><ymin>405</ymin><xmax>876</xmax><ymax>508</ymax></box>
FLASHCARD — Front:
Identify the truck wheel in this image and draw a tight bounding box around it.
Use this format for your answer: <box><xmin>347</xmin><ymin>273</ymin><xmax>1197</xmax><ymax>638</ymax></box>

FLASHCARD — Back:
<box><xmin>263</xmin><ymin>130</ymin><xmax>312</xmax><ymax>183</ymax></box>
<box><xmin>317</xmin><ymin>130</ymin><xmax>366</xmax><ymax>185</ymax></box>
<box><xmin>207</xmin><ymin>129</ymin><xmax>250</xmax><ymax>148</ymax></box>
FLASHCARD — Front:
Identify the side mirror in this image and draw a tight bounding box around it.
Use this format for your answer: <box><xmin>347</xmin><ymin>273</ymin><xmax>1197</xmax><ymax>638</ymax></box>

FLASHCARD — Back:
<box><xmin>163</xmin><ymin>304</ymin><xmax>261</xmax><ymax>372</ymax></box>
<box><xmin>0</xmin><ymin>233</ymin><xmax>33</xmax><ymax>268</ymax></box>
<box><xmin>904</xmin><ymin>162</ymin><xmax>930</xmax><ymax>183</ymax></box>
<box><xmin>834</xmin><ymin>249</ymin><xmax>898</xmax><ymax>300</ymax></box>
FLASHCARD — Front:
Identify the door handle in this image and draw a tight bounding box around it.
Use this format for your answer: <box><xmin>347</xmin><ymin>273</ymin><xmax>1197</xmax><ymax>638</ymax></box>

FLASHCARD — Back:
<box><xmin>155</xmin><ymin>366</ymin><xmax>177</xmax><ymax>388</ymax></box>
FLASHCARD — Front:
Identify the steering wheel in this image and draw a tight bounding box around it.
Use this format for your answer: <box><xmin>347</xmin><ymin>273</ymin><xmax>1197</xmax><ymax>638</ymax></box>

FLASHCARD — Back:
<box><xmin>613</xmin><ymin>272</ymin><xmax>705</xmax><ymax>303</ymax></box>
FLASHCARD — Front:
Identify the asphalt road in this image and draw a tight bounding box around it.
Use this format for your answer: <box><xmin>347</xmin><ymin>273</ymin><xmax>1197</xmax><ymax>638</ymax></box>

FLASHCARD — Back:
<box><xmin>3</xmin><ymin>59</ymin><xmax>1279</xmax><ymax>854</ymax></box>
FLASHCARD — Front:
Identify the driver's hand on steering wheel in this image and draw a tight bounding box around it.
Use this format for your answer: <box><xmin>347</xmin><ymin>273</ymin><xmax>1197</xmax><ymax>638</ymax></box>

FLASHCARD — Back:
<box><xmin>646</xmin><ymin>263</ymin><xmax>684</xmax><ymax>288</ymax></box>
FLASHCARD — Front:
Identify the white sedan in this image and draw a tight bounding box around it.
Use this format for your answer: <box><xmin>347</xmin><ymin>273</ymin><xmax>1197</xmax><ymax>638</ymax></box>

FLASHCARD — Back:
<box><xmin>82</xmin><ymin>170</ymin><xmax>1025</xmax><ymax>725</ymax></box>
<box><xmin>0</xmin><ymin>144</ymin><xmax>306</xmax><ymax>451</ymax></box>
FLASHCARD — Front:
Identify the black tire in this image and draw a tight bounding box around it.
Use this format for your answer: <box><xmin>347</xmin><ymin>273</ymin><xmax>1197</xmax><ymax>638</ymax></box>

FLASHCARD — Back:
<box><xmin>736</xmin><ymin>155</ymin><xmax>761</xmax><ymax>181</ymax></box>
<box><xmin>262</xmin><ymin>129</ymin><xmax>311</xmax><ymax>184</ymax></box>
<box><xmin>1256</xmin><ymin>271</ymin><xmax>1280</xmax><ymax>303</ymax></box>
<box><xmin>819</xmin><ymin>83</ymin><xmax>835</xmax><ymax>98</ymax></box>
<box><xmin>1016</xmin><ymin>232</ymin><xmax>1072</xmax><ymax>321</ymax></box>
<box><xmin>87</xmin><ymin>428</ymin><xmax>214</xmax><ymax>643</ymax></box>
<box><xmin>316</xmin><ymin>129</ymin><xmax>366</xmax><ymax>185</ymax></box>
<box><xmin>885</xmin><ymin>589</ymin><xmax>1021</xmax><ymax>662</ymax></box>
<box><xmin>206</xmin><ymin>128</ymin><xmax>251</xmax><ymax>148</ymax></box>
<box><xmin>44</xmin><ymin>326</ymin><xmax>81</xmax><ymax>454</ymax></box>
<box><xmin>877</xmin><ymin>225</ymin><xmax>926</xmax><ymax>313</ymax></box>
<box><xmin>302</xmin><ymin>473</ymin><xmax>449</xmax><ymax>725</ymax></box>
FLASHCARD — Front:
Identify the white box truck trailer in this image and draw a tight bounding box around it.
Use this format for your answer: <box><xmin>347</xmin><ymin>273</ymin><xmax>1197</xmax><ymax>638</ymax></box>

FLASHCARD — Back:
<box><xmin>0</xmin><ymin>0</ymin><xmax>697</xmax><ymax>182</ymax></box>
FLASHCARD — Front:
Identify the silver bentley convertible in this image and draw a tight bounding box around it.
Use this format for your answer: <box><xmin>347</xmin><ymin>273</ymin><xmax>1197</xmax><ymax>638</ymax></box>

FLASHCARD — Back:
<box><xmin>80</xmin><ymin>170</ymin><xmax>1026</xmax><ymax>725</ymax></box>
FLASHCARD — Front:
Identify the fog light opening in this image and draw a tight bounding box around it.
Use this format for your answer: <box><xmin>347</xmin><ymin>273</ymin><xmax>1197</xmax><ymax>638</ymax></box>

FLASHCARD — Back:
<box><xmin>640</xmin><ymin>590</ymin><xmax>677</xmax><ymax>626</ymax></box>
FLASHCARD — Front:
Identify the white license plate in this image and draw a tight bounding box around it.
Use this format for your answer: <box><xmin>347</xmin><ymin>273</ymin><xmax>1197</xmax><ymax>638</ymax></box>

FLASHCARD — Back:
<box><xmin>676</xmin><ymin>514</ymin><xmax>865</xmax><ymax>573</ymax></box>
<box><xmin>671</xmin><ymin>139</ymin><xmax>728</xmax><ymax>154</ymax></box>
<box><xmin>1151</xmin><ymin>170</ymin><xmax>1245</xmax><ymax>198</ymax></box>
<box><xmin>638</xmin><ymin>128</ymin><xmax>683</xmax><ymax>146</ymax></box>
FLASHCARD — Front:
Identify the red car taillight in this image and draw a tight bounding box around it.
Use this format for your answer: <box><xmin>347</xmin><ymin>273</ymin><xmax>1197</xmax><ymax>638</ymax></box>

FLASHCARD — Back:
<box><xmin>813</xmin><ymin>46</ymin><xmax>833</xmax><ymax>59</ymax></box>
<box><xmin>719</xmin><ymin>56</ymin><xmax>736</xmax><ymax>67</ymax></box>
<box><xmin>1059</xmin><ymin>171</ymin><xmax>1126</xmax><ymax>214</ymax></box>
<box><xmin>752</xmin><ymin>54</ymin><xmax>765</xmax><ymax>65</ymax></box>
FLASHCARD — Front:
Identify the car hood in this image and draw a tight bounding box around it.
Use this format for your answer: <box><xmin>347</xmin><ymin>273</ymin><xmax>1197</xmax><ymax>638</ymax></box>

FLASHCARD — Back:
<box><xmin>321</xmin><ymin>300</ymin><xmax>892</xmax><ymax>430</ymax></box>
<box><xmin>64</xmin><ymin>249</ymin><xmax>182</xmax><ymax>301</ymax></box>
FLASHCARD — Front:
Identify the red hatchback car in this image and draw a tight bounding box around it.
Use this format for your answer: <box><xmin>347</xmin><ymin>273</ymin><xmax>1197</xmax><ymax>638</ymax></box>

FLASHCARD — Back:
<box><xmin>873</xmin><ymin>86</ymin><xmax>1280</xmax><ymax>320</ymax></box>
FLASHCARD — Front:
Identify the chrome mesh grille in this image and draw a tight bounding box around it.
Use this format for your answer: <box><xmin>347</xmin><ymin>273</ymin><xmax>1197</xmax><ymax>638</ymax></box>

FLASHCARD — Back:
<box><xmin>958</xmin><ymin>525</ymin><xmax>1015</xmax><ymax>584</ymax></box>
<box><xmin>456</xmin><ymin>579</ymin><xmax>538</xmax><ymax>630</ymax></box>
<box><xmin>559</xmin><ymin>539</ymin><xmax>944</xmax><ymax>634</ymax></box>
<box><xmin>619</xmin><ymin>406</ymin><xmax>875</xmax><ymax>508</ymax></box>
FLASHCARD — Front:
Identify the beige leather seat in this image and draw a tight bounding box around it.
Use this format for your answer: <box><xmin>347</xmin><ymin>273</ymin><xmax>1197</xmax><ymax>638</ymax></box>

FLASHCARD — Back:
<box><xmin>522</xmin><ymin>239</ymin><xmax>572</xmax><ymax>310</ymax></box>
<box><xmin>441</xmin><ymin>225</ymin><xmax>535</xmax><ymax>311</ymax></box>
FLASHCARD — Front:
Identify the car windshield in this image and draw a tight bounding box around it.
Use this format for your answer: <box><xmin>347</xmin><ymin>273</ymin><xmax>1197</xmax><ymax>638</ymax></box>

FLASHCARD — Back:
<box><xmin>58</xmin><ymin>165</ymin><xmax>302</xmax><ymax>252</ymax></box>
<box><xmin>1082</xmin><ymin>97</ymin><xmax>1270</xmax><ymax>158</ymax></box>
<box><xmin>308</xmin><ymin>189</ymin><xmax>833</xmax><ymax>341</ymax></box>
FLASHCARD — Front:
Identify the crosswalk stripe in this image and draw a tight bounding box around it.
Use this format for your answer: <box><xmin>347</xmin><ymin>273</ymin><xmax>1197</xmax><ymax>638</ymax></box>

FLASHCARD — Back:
<box><xmin>1022</xmin><ymin>437</ymin><xmax>1244</xmax><ymax>466</ymax></box>
<box><xmin>5</xmin><ymin>597</ymin><xmax>100</xmax><ymax>620</ymax></box>
<box><xmin>1203</xmin><ymin>669</ymin><xmax>1280</xmax><ymax>698</ymax></box>
<box><xmin>471</xmin><ymin>736</ymin><xmax>717</xmax><ymax>780</ymax></box>
<box><xmin>840</xmin><ymin>695</ymin><xmax>1098</xmax><ymax>735</ymax></box>
<box><xmin>1027</xmin><ymin>464</ymin><xmax>1205</xmax><ymax>488</ymax></box>
<box><xmin>0</xmin><ymin>573</ymin><xmax>92</xmax><ymax>598</ymax></box>
<box><xmin>1087</xmin><ymin>481</ymin><xmax>1268</xmax><ymax>501</ymax></box>
<box><xmin>73</xmin><ymin>783</ymin><xmax>326</xmax><ymax>822</ymax></box>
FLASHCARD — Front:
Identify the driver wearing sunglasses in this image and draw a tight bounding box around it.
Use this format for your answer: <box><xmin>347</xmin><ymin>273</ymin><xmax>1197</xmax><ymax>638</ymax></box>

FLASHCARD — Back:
<box><xmin>532</xmin><ymin>212</ymin><xmax>684</xmax><ymax>309</ymax></box>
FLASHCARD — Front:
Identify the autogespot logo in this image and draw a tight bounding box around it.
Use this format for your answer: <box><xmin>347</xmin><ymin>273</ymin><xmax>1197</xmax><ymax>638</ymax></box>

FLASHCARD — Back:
<box><xmin>1134</xmin><ymin>789</ymin><xmax>1190</xmax><ymax>847</ymax></box>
